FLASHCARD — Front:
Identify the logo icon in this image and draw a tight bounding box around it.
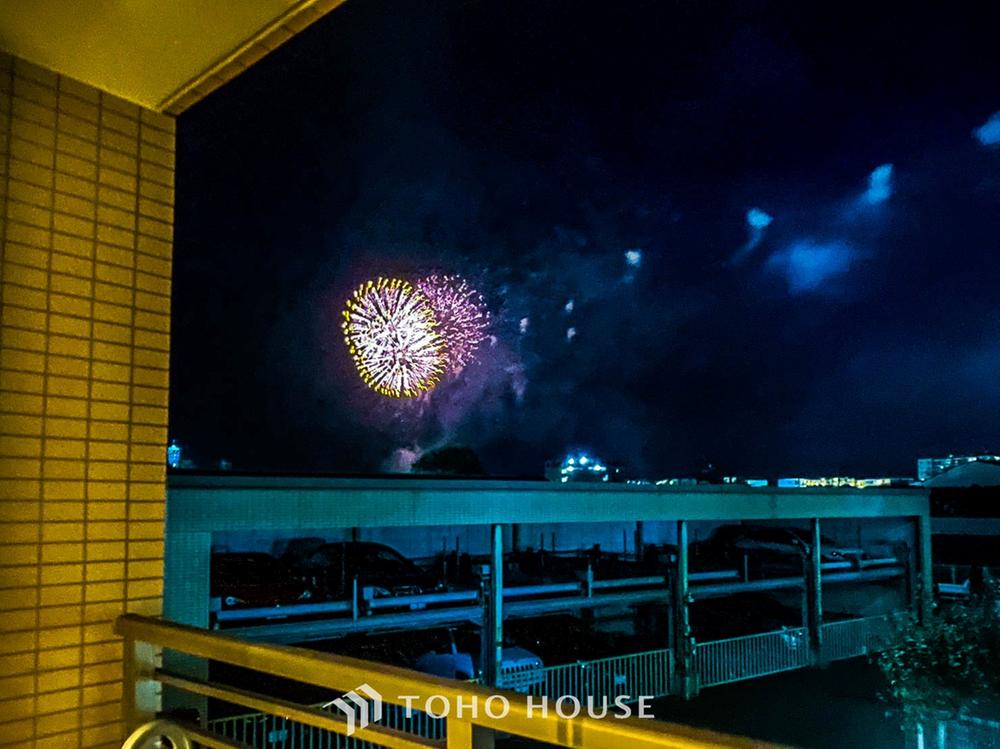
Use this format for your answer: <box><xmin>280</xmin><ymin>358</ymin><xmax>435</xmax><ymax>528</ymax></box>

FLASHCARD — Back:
<box><xmin>322</xmin><ymin>683</ymin><xmax>383</xmax><ymax>736</ymax></box>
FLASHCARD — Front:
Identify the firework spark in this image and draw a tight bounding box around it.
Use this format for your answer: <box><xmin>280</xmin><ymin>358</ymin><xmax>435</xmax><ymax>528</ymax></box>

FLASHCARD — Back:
<box><xmin>342</xmin><ymin>278</ymin><xmax>445</xmax><ymax>397</ymax></box>
<box><xmin>417</xmin><ymin>274</ymin><xmax>491</xmax><ymax>373</ymax></box>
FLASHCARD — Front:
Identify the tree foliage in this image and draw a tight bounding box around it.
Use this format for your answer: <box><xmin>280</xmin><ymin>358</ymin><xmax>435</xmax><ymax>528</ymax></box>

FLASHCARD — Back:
<box><xmin>876</xmin><ymin>583</ymin><xmax>1000</xmax><ymax>728</ymax></box>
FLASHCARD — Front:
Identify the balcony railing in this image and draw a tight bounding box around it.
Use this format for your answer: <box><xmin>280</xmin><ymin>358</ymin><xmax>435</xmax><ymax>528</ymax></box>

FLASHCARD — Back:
<box><xmin>117</xmin><ymin>614</ymin><xmax>782</xmax><ymax>749</ymax></box>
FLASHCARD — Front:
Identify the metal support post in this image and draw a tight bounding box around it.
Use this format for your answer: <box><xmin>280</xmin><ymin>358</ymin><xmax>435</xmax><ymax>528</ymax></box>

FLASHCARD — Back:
<box><xmin>480</xmin><ymin>524</ymin><xmax>504</xmax><ymax>688</ymax></box>
<box><xmin>806</xmin><ymin>518</ymin><xmax>824</xmax><ymax>665</ymax></box>
<box><xmin>674</xmin><ymin>520</ymin><xmax>695</xmax><ymax>698</ymax></box>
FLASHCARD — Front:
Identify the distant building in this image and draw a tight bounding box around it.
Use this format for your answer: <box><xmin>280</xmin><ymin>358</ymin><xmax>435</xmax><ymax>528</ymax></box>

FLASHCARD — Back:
<box><xmin>927</xmin><ymin>461</ymin><xmax>1000</xmax><ymax>570</ymax></box>
<box><xmin>654</xmin><ymin>477</ymin><xmax>698</xmax><ymax>487</ymax></box>
<box><xmin>545</xmin><ymin>453</ymin><xmax>621</xmax><ymax>483</ymax></box>
<box><xmin>650</xmin><ymin>476</ymin><xmax>767</xmax><ymax>487</ymax></box>
<box><xmin>917</xmin><ymin>454</ymin><xmax>1000</xmax><ymax>482</ymax></box>
<box><xmin>777</xmin><ymin>476</ymin><xmax>912</xmax><ymax>489</ymax></box>
<box><xmin>925</xmin><ymin>460</ymin><xmax>1000</xmax><ymax>488</ymax></box>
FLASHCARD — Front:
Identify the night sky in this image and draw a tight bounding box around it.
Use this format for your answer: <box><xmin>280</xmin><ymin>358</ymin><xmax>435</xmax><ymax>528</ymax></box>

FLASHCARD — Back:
<box><xmin>170</xmin><ymin>0</ymin><xmax>1000</xmax><ymax>478</ymax></box>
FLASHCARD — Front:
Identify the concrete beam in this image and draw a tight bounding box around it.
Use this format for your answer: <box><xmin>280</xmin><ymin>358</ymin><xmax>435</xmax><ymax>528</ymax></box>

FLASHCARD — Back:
<box><xmin>167</xmin><ymin>475</ymin><xmax>929</xmax><ymax>533</ymax></box>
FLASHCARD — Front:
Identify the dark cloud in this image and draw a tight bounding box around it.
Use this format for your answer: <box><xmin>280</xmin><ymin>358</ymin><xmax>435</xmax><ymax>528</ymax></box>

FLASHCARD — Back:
<box><xmin>975</xmin><ymin>111</ymin><xmax>1000</xmax><ymax>147</ymax></box>
<box><xmin>765</xmin><ymin>239</ymin><xmax>857</xmax><ymax>294</ymax></box>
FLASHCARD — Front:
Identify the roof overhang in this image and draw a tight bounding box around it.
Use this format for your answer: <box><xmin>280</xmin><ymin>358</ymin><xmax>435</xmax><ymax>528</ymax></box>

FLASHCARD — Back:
<box><xmin>0</xmin><ymin>0</ymin><xmax>346</xmax><ymax>115</ymax></box>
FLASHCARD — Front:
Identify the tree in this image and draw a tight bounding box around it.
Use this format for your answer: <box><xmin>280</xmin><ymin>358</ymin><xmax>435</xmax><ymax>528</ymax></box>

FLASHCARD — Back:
<box><xmin>876</xmin><ymin>581</ymin><xmax>1000</xmax><ymax>732</ymax></box>
<box><xmin>412</xmin><ymin>446</ymin><xmax>486</xmax><ymax>476</ymax></box>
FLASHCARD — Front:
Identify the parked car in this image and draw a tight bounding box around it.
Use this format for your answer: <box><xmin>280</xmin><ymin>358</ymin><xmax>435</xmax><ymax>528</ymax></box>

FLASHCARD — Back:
<box><xmin>506</xmin><ymin>548</ymin><xmax>579</xmax><ymax>582</ymax></box>
<box><xmin>275</xmin><ymin>536</ymin><xmax>327</xmax><ymax>574</ymax></box>
<box><xmin>641</xmin><ymin>543</ymin><xmax>679</xmax><ymax>570</ymax></box>
<box><xmin>694</xmin><ymin>525</ymin><xmax>866</xmax><ymax>575</ymax></box>
<box><xmin>784</xmin><ymin>528</ymin><xmax>867</xmax><ymax>563</ymax></box>
<box><xmin>415</xmin><ymin>643</ymin><xmax>544</xmax><ymax>691</ymax></box>
<box><xmin>302</xmin><ymin>541</ymin><xmax>442</xmax><ymax>600</ymax></box>
<box><xmin>506</xmin><ymin>546</ymin><xmax>649</xmax><ymax>584</ymax></box>
<box><xmin>210</xmin><ymin>552</ymin><xmax>314</xmax><ymax>609</ymax></box>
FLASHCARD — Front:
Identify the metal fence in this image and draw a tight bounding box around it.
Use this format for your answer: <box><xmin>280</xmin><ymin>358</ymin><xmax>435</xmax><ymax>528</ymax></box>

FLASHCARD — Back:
<box><xmin>507</xmin><ymin>648</ymin><xmax>674</xmax><ymax>703</ymax></box>
<box><xmin>820</xmin><ymin>614</ymin><xmax>897</xmax><ymax>661</ymax></box>
<box><xmin>943</xmin><ymin>716</ymin><xmax>1000</xmax><ymax>749</ymax></box>
<box><xmin>206</xmin><ymin>700</ymin><xmax>446</xmax><ymax>748</ymax></box>
<box><xmin>932</xmin><ymin>563</ymin><xmax>1000</xmax><ymax>596</ymax></box>
<box><xmin>905</xmin><ymin>717</ymin><xmax>1000</xmax><ymax>749</ymax></box>
<box><xmin>694</xmin><ymin>627</ymin><xmax>811</xmax><ymax>688</ymax></box>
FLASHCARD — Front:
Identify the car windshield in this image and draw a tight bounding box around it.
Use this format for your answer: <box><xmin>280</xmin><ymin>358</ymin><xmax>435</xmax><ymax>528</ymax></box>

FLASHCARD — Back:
<box><xmin>371</xmin><ymin>548</ymin><xmax>406</xmax><ymax>564</ymax></box>
<box><xmin>785</xmin><ymin>530</ymin><xmax>844</xmax><ymax>547</ymax></box>
<box><xmin>215</xmin><ymin>555</ymin><xmax>288</xmax><ymax>580</ymax></box>
<box><xmin>710</xmin><ymin>527</ymin><xmax>743</xmax><ymax>541</ymax></box>
<box><xmin>364</xmin><ymin>546</ymin><xmax>415</xmax><ymax>571</ymax></box>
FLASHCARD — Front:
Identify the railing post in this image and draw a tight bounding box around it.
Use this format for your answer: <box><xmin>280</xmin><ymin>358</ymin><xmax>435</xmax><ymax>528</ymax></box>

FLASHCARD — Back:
<box><xmin>351</xmin><ymin>576</ymin><xmax>359</xmax><ymax>620</ymax></box>
<box><xmin>806</xmin><ymin>518</ymin><xmax>824</xmax><ymax>665</ymax></box>
<box><xmin>673</xmin><ymin>520</ymin><xmax>696</xmax><ymax>698</ymax></box>
<box><xmin>447</xmin><ymin>717</ymin><xmax>473</xmax><ymax>748</ymax></box>
<box><xmin>122</xmin><ymin>634</ymin><xmax>160</xmax><ymax>732</ymax></box>
<box><xmin>447</xmin><ymin>717</ymin><xmax>494</xmax><ymax>749</ymax></box>
<box><xmin>122</xmin><ymin>633</ymin><xmax>137</xmax><ymax>730</ymax></box>
<box><xmin>162</xmin><ymin>530</ymin><xmax>211</xmax><ymax>722</ymax></box>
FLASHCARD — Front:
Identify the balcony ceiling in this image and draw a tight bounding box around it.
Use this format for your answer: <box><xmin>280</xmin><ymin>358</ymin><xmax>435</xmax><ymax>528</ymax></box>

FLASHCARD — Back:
<box><xmin>0</xmin><ymin>0</ymin><xmax>346</xmax><ymax>114</ymax></box>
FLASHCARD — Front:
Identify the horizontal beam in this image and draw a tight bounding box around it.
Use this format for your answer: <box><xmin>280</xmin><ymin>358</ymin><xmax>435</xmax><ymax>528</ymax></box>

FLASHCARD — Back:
<box><xmin>167</xmin><ymin>476</ymin><xmax>928</xmax><ymax>532</ymax></box>
<box><xmin>216</xmin><ymin>599</ymin><xmax>353</xmax><ymax>623</ymax></box>
<box><xmin>691</xmin><ymin>566</ymin><xmax>903</xmax><ymax>599</ymax></box>
<box><xmin>216</xmin><ymin>561</ymin><xmax>902</xmax><ymax>639</ymax></box>
<box><xmin>225</xmin><ymin>605</ymin><xmax>483</xmax><ymax>642</ymax></box>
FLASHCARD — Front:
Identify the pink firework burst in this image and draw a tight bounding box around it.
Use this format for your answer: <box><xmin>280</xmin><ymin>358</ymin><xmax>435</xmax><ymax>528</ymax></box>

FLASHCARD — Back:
<box><xmin>416</xmin><ymin>274</ymin><xmax>490</xmax><ymax>373</ymax></box>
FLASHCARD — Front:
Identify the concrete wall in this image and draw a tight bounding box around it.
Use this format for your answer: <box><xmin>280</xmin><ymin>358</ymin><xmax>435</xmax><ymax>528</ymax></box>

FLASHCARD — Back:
<box><xmin>0</xmin><ymin>54</ymin><xmax>173</xmax><ymax>749</ymax></box>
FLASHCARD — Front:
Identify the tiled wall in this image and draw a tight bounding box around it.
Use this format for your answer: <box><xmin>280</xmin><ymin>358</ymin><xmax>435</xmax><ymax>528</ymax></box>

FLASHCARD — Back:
<box><xmin>0</xmin><ymin>53</ymin><xmax>173</xmax><ymax>748</ymax></box>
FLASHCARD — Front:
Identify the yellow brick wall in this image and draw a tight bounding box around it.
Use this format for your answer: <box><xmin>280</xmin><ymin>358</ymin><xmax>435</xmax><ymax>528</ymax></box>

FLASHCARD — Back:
<box><xmin>0</xmin><ymin>54</ymin><xmax>173</xmax><ymax>749</ymax></box>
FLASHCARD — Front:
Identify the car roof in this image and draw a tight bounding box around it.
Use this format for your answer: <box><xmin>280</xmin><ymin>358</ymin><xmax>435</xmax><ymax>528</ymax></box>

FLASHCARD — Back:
<box><xmin>212</xmin><ymin>551</ymin><xmax>274</xmax><ymax>559</ymax></box>
<box><xmin>318</xmin><ymin>541</ymin><xmax>396</xmax><ymax>550</ymax></box>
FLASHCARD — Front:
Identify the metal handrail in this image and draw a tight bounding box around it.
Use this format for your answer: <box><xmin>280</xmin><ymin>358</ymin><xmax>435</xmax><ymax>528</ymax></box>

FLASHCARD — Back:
<box><xmin>117</xmin><ymin>613</ymin><xmax>783</xmax><ymax>749</ymax></box>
